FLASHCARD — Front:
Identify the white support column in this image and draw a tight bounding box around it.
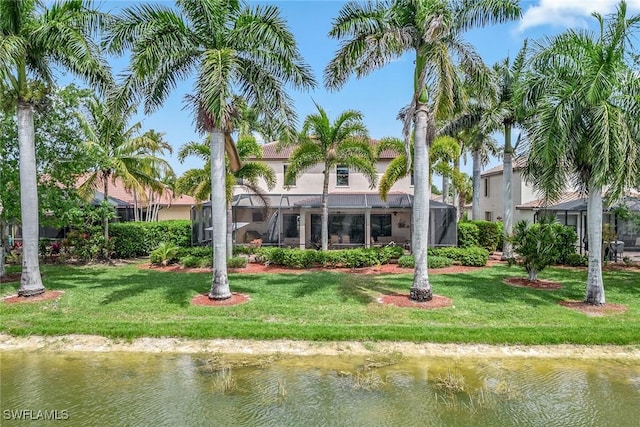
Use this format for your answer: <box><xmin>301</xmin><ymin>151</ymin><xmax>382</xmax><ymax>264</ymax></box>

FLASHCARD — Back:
<box><xmin>365</xmin><ymin>208</ymin><xmax>371</xmax><ymax>248</ymax></box>
<box><xmin>299</xmin><ymin>208</ymin><xmax>306</xmax><ymax>249</ymax></box>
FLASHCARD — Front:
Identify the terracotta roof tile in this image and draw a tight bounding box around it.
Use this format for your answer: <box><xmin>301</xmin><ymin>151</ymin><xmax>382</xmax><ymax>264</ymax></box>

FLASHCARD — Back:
<box><xmin>77</xmin><ymin>175</ymin><xmax>195</xmax><ymax>206</ymax></box>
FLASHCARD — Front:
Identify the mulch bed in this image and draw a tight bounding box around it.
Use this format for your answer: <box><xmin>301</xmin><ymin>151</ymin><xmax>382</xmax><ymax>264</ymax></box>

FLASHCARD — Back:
<box><xmin>2</xmin><ymin>290</ymin><xmax>64</xmax><ymax>304</ymax></box>
<box><xmin>1</xmin><ymin>273</ymin><xmax>22</xmax><ymax>283</ymax></box>
<box><xmin>191</xmin><ymin>292</ymin><xmax>251</xmax><ymax>307</ymax></box>
<box><xmin>142</xmin><ymin>262</ymin><xmax>496</xmax><ymax>275</ymax></box>
<box><xmin>558</xmin><ymin>300</ymin><xmax>628</xmax><ymax>317</ymax></box>
<box><xmin>503</xmin><ymin>277</ymin><xmax>563</xmax><ymax>290</ymax></box>
<box><xmin>377</xmin><ymin>293</ymin><xmax>452</xmax><ymax>309</ymax></box>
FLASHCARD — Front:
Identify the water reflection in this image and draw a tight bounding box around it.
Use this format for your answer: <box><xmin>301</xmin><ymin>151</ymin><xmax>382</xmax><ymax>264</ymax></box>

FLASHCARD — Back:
<box><xmin>1</xmin><ymin>351</ymin><xmax>639</xmax><ymax>426</ymax></box>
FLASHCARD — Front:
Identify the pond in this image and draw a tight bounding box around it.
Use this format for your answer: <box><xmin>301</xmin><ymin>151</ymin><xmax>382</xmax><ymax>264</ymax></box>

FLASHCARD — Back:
<box><xmin>2</xmin><ymin>351</ymin><xmax>639</xmax><ymax>426</ymax></box>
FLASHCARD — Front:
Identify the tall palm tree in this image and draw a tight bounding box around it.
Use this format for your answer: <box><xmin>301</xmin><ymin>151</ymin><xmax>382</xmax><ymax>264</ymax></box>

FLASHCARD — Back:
<box><xmin>176</xmin><ymin>134</ymin><xmax>276</xmax><ymax>258</ymax></box>
<box><xmin>490</xmin><ymin>41</ymin><xmax>529</xmax><ymax>259</ymax></box>
<box><xmin>0</xmin><ymin>0</ymin><xmax>111</xmax><ymax>296</ymax></box>
<box><xmin>107</xmin><ymin>0</ymin><xmax>315</xmax><ymax>299</ymax></box>
<box><xmin>522</xmin><ymin>1</ymin><xmax>640</xmax><ymax>305</ymax></box>
<box><xmin>326</xmin><ymin>0</ymin><xmax>521</xmax><ymax>301</ymax></box>
<box><xmin>77</xmin><ymin>95</ymin><xmax>174</xmax><ymax>245</ymax></box>
<box><xmin>284</xmin><ymin>103</ymin><xmax>377</xmax><ymax>251</ymax></box>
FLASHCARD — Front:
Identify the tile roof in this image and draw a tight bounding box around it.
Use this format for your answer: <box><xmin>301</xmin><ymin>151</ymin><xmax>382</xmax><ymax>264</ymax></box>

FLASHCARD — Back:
<box><xmin>481</xmin><ymin>157</ymin><xmax>528</xmax><ymax>177</ymax></box>
<box><xmin>516</xmin><ymin>191</ymin><xmax>584</xmax><ymax>210</ymax></box>
<box><xmin>78</xmin><ymin>175</ymin><xmax>195</xmax><ymax>207</ymax></box>
<box><xmin>259</xmin><ymin>140</ymin><xmax>399</xmax><ymax>160</ymax></box>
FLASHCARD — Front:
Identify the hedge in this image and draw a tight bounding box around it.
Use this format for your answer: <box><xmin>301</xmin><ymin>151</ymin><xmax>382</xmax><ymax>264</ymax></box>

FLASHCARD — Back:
<box><xmin>254</xmin><ymin>246</ymin><xmax>405</xmax><ymax>269</ymax></box>
<box><xmin>110</xmin><ymin>220</ymin><xmax>191</xmax><ymax>258</ymax></box>
<box><xmin>428</xmin><ymin>246</ymin><xmax>489</xmax><ymax>267</ymax></box>
<box><xmin>397</xmin><ymin>255</ymin><xmax>453</xmax><ymax>269</ymax></box>
<box><xmin>457</xmin><ymin>222</ymin><xmax>479</xmax><ymax>248</ymax></box>
<box><xmin>469</xmin><ymin>220</ymin><xmax>501</xmax><ymax>252</ymax></box>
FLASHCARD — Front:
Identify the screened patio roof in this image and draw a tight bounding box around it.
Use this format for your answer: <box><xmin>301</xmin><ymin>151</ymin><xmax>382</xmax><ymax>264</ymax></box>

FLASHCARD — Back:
<box><xmin>542</xmin><ymin>196</ymin><xmax>640</xmax><ymax>212</ymax></box>
<box><xmin>228</xmin><ymin>193</ymin><xmax>453</xmax><ymax>209</ymax></box>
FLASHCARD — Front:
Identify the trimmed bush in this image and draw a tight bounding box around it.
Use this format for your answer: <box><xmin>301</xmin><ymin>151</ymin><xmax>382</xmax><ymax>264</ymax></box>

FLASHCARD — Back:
<box><xmin>397</xmin><ymin>255</ymin><xmax>414</xmax><ymax>268</ymax></box>
<box><xmin>429</xmin><ymin>246</ymin><xmax>489</xmax><ymax>267</ymax></box>
<box><xmin>227</xmin><ymin>257</ymin><xmax>248</xmax><ymax>268</ymax></box>
<box><xmin>470</xmin><ymin>220</ymin><xmax>500</xmax><ymax>252</ymax></box>
<box><xmin>457</xmin><ymin>222</ymin><xmax>479</xmax><ymax>248</ymax></box>
<box><xmin>565</xmin><ymin>253</ymin><xmax>588</xmax><ymax>267</ymax></box>
<box><xmin>553</xmin><ymin>224</ymin><xmax>579</xmax><ymax>265</ymax></box>
<box><xmin>110</xmin><ymin>220</ymin><xmax>191</xmax><ymax>258</ymax></box>
<box><xmin>428</xmin><ymin>256</ymin><xmax>453</xmax><ymax>268</ymax></box>
<box><xmin>396</xmin><ymin>255</ymin><xmax>453</xmax><ymax>269</ymax></box>
<box><xmin>180</xmin><ymin>256</ymin><xmax>201</xmax><ymax>268</ymax></box>
<box><xmin>495</xmin><ymin>221</ymin><xmax>505</xmax><ymax>251</ymax></box>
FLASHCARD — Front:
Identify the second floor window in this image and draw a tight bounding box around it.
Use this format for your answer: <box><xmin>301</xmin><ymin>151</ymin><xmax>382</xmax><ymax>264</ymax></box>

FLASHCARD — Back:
<box><xmin>484</xmin><ymin>178</ymin><xmax>490</xmax><ymax>197</ymax></box>
<box><xmin>336</xmin><ymin>165</ymin><xmax>349</xmax><ymax>186</ymax></box>
<box><xmin>283</xmin><ymin>164</ymin><xmax>296</xmax><ymax>186</ymax></box>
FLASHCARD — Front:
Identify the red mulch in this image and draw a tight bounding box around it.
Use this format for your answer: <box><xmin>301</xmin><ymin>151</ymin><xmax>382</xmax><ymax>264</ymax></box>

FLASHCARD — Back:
<box><xmin>503</xmin><ymin>277</ymin><xmax>563</xmax><ymax>290</ymax></box>
<box><xmin>2</xmin><ymin>290</ymin><xmax>64</xmax><ymax>304</ymax></box>
<box><xmin>1</xmin><ymin>272</ymin><xmax>21</xmax><ymax>283</ymax></box>
<box><xmin>377</xmin><ymin>293</ymin><xmax>452</xmax><ymax>309</ymax></box>
<box><xmin>191</xmin><ymin>292</ymin><xmax>250</xmax><ymax>307</ymax></box>
<box><xmin>558</xmin><ymin>300</ymin><xmax>628</xmax><ymax>317</ymax></box>
<box><xmin>141</xmin><ymin>262</ymin><xmax>496</xmax><ymax>275</ymax></box>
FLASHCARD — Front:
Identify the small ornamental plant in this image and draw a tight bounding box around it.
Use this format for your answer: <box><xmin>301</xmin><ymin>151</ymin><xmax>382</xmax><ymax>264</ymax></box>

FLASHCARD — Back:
<box><xmin>510</xmin><ymin>216</ymin><xmax>560</xmax><ymax>281</ymax></box>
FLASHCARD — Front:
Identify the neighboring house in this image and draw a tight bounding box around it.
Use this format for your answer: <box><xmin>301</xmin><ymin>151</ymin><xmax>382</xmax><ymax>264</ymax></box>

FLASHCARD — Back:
<box><xmin>193</xmin><ymin>141</ymin><xmax>457</xmax><ymax>249</ymax></box>
<box><xmin>479</xmin><ymin>158</ymin><xmax>640</xmax><ymax>252</ymax></box>
<box><xmin>87</xmin><ymin>177</ymin><xmax>195</xmax><ymax>222</ymax></box>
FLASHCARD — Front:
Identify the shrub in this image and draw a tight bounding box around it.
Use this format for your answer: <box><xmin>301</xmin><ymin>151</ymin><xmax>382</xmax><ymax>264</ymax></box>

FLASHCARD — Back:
<box><xmin>428</xmin><ymin>256</ymin><xmax>453</xmax><ymax>268</ymax></box>
<box><xmin>428</xmin><ymin>247</ymin><xmax>489</xmax><ymax>266</ymax></box>
<box><xmin>396</xmin><ymin>255</ymin><xmax>453</xmax><ymax>269</ymax></box>
<box><xmin>180</xmin><ymin>256</ymin><xmax>201</xmax><ymax>268</ymax></box>
<box><xmin>150</xmin><ymin>242</ymin><xmax>179</xmax><ymax>266</ymax></box>
<box><xmin>457</xmin><ymin>222</ymin><xmax>479</xmax><ymax>248</ymax></box>
<box><xmin>176</xmin><ymin>246</ymin><xmax>213</xmax><ymax>259</ymax></box>
<box><xmin>233</xmin><ymin>245</ymin><xmax>257</xmax><ymax>256</ymax></box>
<box><xmin>110</xmin><ymin>220</ymin><xmax>191</xmax><ymax>258</ymax></box>
<box><xmin>227</xmin><ymin>257</ymin><xmax>247</xmax><ymax>268</ymax></box>
<box><xmin>470</xmin><ymin>220</ymin><xmax>500</xmax><ymax>252</ymax></box>
<box><xmin>495</xmin><ymin>221</ymin><xmax>504</xmax><ymax>252</ymax></box>
<box><xmin>397</xmin><ymin>255</ymin><xmax>414</xmax><ymax>268</ymax></box>
<box><xmin>510</xmin><ymin>217</ymin><xmax>561</xmax><ymax>281</ymax></box>
<box><xmin>552</xmin><ymin>224</ymin><xmax>578</xmax><ymax>265</ymax></box>
<box><xmin>565</xmin><ymin>253</ymin><xmax>588</xmax><ymax>267</ymax></box>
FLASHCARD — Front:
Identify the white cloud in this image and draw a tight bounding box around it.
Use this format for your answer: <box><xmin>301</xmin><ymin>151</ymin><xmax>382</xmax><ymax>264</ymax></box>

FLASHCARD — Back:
<box><xmin>518</xmin><ymin>0</ymin><xmax>640</xmax><ymax>32</ymax></box>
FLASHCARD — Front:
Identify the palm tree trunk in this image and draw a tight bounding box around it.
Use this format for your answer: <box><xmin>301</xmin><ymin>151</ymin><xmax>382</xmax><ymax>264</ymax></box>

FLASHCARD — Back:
<box><xmin>17</xmin><ymin>101</ymin><xmax>45</xmax><ymax>296</ymax></box>
<box><xmin>103</xmin><ymin>174</ymin><xmax>109</xmax><ymax>243</ymax></box>
<box><xmin>410</xmin><ymin>104</ymin><xmax>433</xmax><ymax>302</ymax></box>
<box><xmin>209</xmin><ymin>129</ymin><xmax>231</xmax><ymax>300</ymax></box>
<box><xmin>453</xmin><ymin>157</ymin><xmax>460</xmax><ymax>220</ymax></box>
<box><xmin>133</xmin><ymin>189</ymin><xmax>139</xmax><ymax>221</ymax></box>
<box><xmin>226</xmin><ymin>204</ymin><xmax>233</xmax><ymax>259</ymax></box>
<box><xmin>321</xmin><ymin>167</ymin><xmax>330</xmax><ymax>251</ymax></box>
<box><xmin>585</xmin><ymin>185</ymin><xmax>605</xmax><ymax>305</ymax></box>
<box><xmin>0</xmin><ymin>246</ymin><xmax>5</xmax><ymax>277</ymax></box>
<box><xmin>442</xmin><ymin>176</ymin><xmax>449</xmax><ymax>204</ymax></box>
<box><xmin>471</xmin><ymin>148</ymin><xmax>481</xmax><ymax>221</ymax></box>
<box><xmin>502</xmin><ymin>124</ymin><xmax>514</xmax><ymax>259</ymax></box>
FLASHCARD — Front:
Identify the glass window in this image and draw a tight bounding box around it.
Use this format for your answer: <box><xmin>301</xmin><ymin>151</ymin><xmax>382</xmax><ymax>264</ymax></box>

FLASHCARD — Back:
<box><xmin>336</xmin><ymin>165</ymin><xmax>349</xmax><ymax>186</ymax></box>
<box><xmin>370</xmin><ymin>214</ymin><xmax>392</xmax><ymax>242</ymax></box>
<box><xmin>484</xmin><ymin>178</ymin><xmax>489</xmax><ymax>197</ymax></box>
<box><xmin>311</xmin><ymin>213</ymin><xmax>364</xmax><ymax>244</ymax></box>
<box><xmin>283</xmin><ymin>164</ymin><xmax>296</xmax><ymax>186</ymax></box>
<box><xmin>283</xmin><ymin>214</ymin><xmax>299</xmax><ymax>238</ymax></box>
<box><xmin>252</xmin><ymin>212</ymin><xmax>264</xmax><ymax>222</ymax></box>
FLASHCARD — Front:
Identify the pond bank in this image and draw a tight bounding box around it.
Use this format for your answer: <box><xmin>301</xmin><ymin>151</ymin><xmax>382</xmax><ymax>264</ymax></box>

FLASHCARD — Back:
<box><xmin>2</xmin><ymin>333</ymin><xmax>639</xmax><ymax>360</ymax></box>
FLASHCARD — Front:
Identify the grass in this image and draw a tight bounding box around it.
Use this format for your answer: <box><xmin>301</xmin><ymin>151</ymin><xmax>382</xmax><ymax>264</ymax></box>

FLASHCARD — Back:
<box><xmin>1</xmin><ymin>263</ymin><xmax>640</xmax><ymax>345</ymax></box>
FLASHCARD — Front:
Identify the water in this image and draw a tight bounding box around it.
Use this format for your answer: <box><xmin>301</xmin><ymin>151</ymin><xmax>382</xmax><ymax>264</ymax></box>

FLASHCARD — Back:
<box><xmin>1</xmin><ymin>351</ymin><xmax>639</xmax><ymax>426</ymax></box>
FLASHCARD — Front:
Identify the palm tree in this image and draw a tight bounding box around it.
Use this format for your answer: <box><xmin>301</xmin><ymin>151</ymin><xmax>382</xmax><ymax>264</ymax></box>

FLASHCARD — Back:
<box><xmin>326</xmin><ymin>0</ymin><xmax>521</xmax><ymax>301</ymax></box>
<box><xmin>107</xmin><ymin>0</ymin><xmax>315</xmax><ymax>299</ymax></box>
<box><xmin>521</xmin><ymin>1</ymin><xmax>640</xmax><ymax>305</ymax></box>
<box><xmin>284</xmin><ymin>103</ymin><xmax>377</xmax><ymax>251</ymax></box>
<box><xmin>176</xmin><ymin>134</ymin><xmax>276</xmax><ymax>258</ymax></box>
<box><xmin>77</xmin><ymin>95</ymin><xmax>174</xmax><ymax>245</ymax></box>
<box><xmin>490</xmin><ymin>41</ymin><xmax>529</xmax><ymax>259</ymax></box>
<box><xmin>0</xmin><ymin>0</ymin><xmax>111</xmax><ymax>296</ymax></box>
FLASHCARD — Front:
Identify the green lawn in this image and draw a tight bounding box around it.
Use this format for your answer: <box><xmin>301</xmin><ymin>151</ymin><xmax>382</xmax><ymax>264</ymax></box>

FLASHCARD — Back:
<box><xmin>1</xmin><ymin>263</ymin><xmax>639</xmax><ymax>345</ymax></box>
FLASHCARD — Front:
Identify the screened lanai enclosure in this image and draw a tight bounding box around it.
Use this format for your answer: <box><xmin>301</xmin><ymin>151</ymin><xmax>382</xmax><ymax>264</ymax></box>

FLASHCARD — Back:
<box><xmin>191</xmin><ymin>193</ymin><xmax>457</xmax><ymax>250</ymax></box>
<box><xmin>533</xmin><ymin>195</ymin><xmax>640</xmax><ymax>255</ymax></box>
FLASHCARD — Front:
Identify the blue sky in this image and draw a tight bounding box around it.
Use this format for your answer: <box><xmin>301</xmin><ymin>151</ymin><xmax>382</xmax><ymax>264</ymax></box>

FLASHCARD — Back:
<box><xmin>93</xmin><ymin>0</ymin><xmax>640</xmax><ymax>178</ymax></box>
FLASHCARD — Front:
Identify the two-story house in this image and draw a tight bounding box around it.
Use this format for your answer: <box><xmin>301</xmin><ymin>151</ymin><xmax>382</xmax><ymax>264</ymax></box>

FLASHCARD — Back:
<box><xmin>192</xmin><ymin>141</ymin><xmax>457</xmax><ymax>249</ymax></box>
<box><xmin>479</xmin><ymin>157</ymin><xmax>640</xmax><ymax>252</ymax></box>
